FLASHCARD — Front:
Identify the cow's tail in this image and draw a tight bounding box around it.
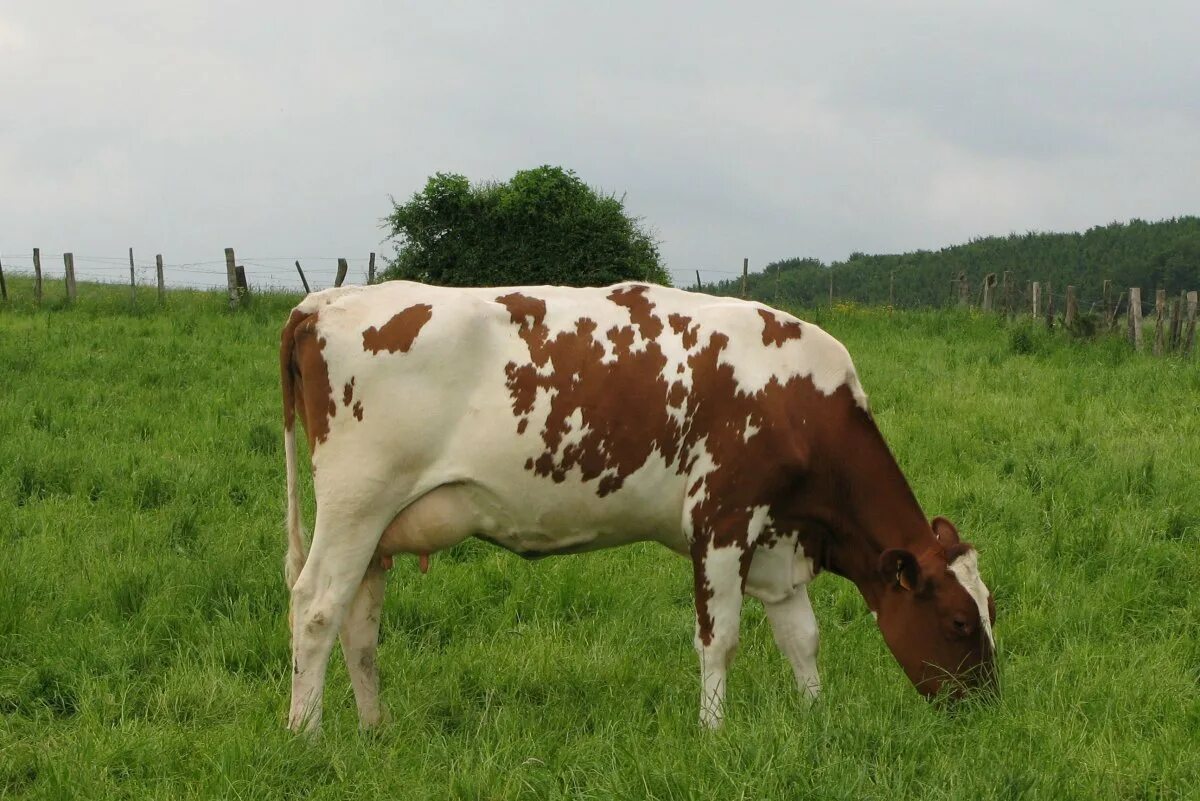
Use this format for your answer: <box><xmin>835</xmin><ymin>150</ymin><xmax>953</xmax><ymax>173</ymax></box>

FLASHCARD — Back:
<box><xmin>284</xmin><ymin>419</ymin><xmax>308</xmax><ymax>590</ymax></box>
<box><xmin>281</xmin><ymin>310</ymin><xmax>310</xmax><ymax>591</ymax></box>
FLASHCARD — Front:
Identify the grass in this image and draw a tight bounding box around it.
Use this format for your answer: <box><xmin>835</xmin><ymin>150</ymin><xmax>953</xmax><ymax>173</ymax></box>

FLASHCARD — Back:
<box><xmin>1</xmin><ymin>277</ymin><xmax>1198</xmax><ymax>799</ymax></box>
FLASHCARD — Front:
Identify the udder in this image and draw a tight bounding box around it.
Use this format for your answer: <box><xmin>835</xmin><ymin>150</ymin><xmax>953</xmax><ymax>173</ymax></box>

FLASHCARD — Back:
<box><xmin>374</xmin><ymin>484</ymin><xmax>482</xmax><ymax>567</ymax></box>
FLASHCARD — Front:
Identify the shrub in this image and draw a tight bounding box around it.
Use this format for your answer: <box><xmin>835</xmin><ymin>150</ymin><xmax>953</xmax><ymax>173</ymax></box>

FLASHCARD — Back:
<box><xmin>381</xmin><ymin>166</ymin><xmax>668</xmax><ymax>287</ymax></box>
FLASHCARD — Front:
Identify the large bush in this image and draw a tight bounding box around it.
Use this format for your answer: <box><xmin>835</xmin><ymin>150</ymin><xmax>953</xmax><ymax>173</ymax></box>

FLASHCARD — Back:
<box><xmin>381</xmin><ymin>166</ymin><xmax>668</xmax><ymax>287</ymax></box>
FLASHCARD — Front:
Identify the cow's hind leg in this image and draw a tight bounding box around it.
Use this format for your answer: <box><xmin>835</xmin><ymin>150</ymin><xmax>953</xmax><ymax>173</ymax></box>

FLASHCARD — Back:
<box><xmin>289</xmin><ymin>507</ymin><xmax>386</xmax><ymax>734</ymax></box>
<box><xmin>691</xmin><ymin>541</ymin><xmax>746</xmax><ymax>729</ymax></box>
<box><xmin>339</xmin><ymin>563</ymin><xmax>387</xmax><ymax>728</ymax></box>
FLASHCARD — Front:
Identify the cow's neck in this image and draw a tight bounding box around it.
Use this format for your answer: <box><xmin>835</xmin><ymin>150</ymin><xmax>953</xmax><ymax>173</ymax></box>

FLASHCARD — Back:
<box><xmin>804</xmin><ymin>406</ymin><xmax>937</xmax><ymax>613</ymax></box>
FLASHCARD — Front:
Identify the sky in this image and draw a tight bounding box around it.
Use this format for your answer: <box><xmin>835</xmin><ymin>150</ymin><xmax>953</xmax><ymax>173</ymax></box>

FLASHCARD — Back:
<box><xmin>2</xmin><ymin>1</ymin><xmax>1198</xmax><ymax>290</ymax></box>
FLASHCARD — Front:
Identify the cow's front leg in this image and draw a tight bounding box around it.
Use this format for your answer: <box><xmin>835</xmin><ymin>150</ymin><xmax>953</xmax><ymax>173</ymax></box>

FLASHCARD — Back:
<box><xmin>745</xmin><ymin>542</ymin><xmax>821</xmax><ymax>701</ymax></box>
<box><xmin>690</xmin><ymin>541</ymin><xmax>747</xmax><ymax>729</ymax></box>
<box><xmin>764</xmin><ymin>585</ymin><xmax>821</xmax><ymax>700</ymax></box>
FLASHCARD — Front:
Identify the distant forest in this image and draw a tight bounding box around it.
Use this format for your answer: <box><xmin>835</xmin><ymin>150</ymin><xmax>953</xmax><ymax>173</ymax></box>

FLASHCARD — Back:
<box><xmin>709</xmin><ymin>217</ymin><xmax>1200</xmax><ymax>310</ymax></box>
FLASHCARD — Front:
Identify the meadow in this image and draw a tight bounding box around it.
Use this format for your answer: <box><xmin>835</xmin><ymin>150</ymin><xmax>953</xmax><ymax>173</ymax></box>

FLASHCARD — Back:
<box><xmin>1</xmin><ymin>277</ymin><xmax>1198</xmax><ymax>800</ymax></box>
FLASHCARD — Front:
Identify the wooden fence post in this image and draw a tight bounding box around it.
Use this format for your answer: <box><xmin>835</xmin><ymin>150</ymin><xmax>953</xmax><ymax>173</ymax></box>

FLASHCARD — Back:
<box><xmin>1111</xmin><ymin>291</ymin><xmax>1126</xmax><ymax>334</ymax></box>
<box><xmin>224</xmin><ymin>248</ymin><xmax>239</xmax><ymax>309</ymax></box>
<box><xmin>958</xmin><ymin>272</ymin><xmax>969</xmax><ymax>308</ymax></box>
<box><xmin>64</xmin><ymin>253</ymin><xmax>77</xmax><ymax>302</ymax></box>
<box><xmin>33</xmin><ymin>248</ymin><xmax>43</xmax><ymax>304</ymax></box>
<box><xmin>368</xmin><ymin>252</ymin><xmax>376</xmax><ymax>285</ymax></box>
<box><xmin>741</xmin><ymin>258</ymin><xmax>748</xmax><ymax>299</ymax></box>
<box><xmin>295</xmin><ymin>261</ymin><xmax>311</xmax><ymax>293</ymax></box>
<box><xmin>1153</xmin><ymin>289</ymin><xmax>1166</xmax><ymax>356</ymax></box>
<box><xmin>889</xmin><ymin>270</ymin><xmax>895</xmax><ymax>308</ymax></box>
<box><xmin>156</xmin><ymin>255</ymin><xmax>165</xmax><ymax>304</ymax></box>
<box><xmin>1065</xmin><ymin>285</ymin><xmax>1077</xmax><ymax>328</ymax></box>
<box><xmin>1169</xmin><ymin>292</ymin><xmax>1183</xmax><ymax>351</ymax></box>
<box><xmin>1045</xmin><ymin>282</ymin><xmax>1055</xmax><ymax>329</ymax></box>
<box><xmin>1129</xmin><ymin>287</ymin><xmax>1143</xmax><ymax>350</ymax></box>
<box><xmin>828</xmin><ymin>270</ymin><xmax>834</xmax><ymax>306</ymax></box>
<box><xmin>235</xmin><ymin>266</ymin><xmax>248</xmax><ymax>298</ymax></box>
<box><xmin>1002</xmin><ymin>271</ymin><xmax>1013</xmax><ymax>317</ymax></box>
<box><xmin>695</xmin><ymin>270</ymin><xmax>702</xmax><ymax>292</ymax></box>
<box><xmin>1032</xmin><ymin>281</ymin><xmax>1041</xmax><ymax>318</ymax></box>
<box><xmin>1102</xmin><ymin>280</ymin><xmax>1112</xmax><ymax>328</ymax></box>
<box><xmin>0</xmin><ymin>255</ymin><xmax>7</xmax><ymax>302</ymax></box>
<box><xmin>1183</xmin><ymin>291</ymin><xmax>1197</xmax><ymax>356</ymax></box>
<box><xmin>335</xmin><ymin>258</ymin><xmax>348</xmax><ymax>288</ymax></box>
<box><xmin>129</xmin><ymin>247</ymin><xmax>136</xmax><ymax>309</ymax></box>
<box><xmin>982</xmin><ymin>273</ymin><xmax>996</xmax><ymax>311</ymax></box>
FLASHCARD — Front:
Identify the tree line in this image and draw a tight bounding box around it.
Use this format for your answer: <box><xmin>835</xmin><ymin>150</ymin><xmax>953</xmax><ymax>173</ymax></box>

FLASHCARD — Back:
<box><xmin>709</xmin><ymin>217</ymin><xmax>1200</xmax><ymax>308</ymax></box>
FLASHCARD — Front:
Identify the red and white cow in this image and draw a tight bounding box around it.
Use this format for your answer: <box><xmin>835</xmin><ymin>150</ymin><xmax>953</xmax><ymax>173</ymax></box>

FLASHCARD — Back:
<box><xmin>280</xmin><ymin>281</ymin><xmax>996</xmax><ymax>732</ymax></box>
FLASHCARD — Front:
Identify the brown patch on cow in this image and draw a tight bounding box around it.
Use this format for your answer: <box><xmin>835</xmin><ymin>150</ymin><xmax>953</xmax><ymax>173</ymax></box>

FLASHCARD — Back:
<box><xmin>668</xmin><ymin>312</ymin><xmax>699</xmax><ymax>350</ymax></box>
<box><xmin>667</xmin><ymin>381</ymin><xmax>687</xmax><ymax>407</ymax></box>
<box><xmin>498</xmin><ymin>289</ymin><xmax>682</xmax><ymax>497</ymax></box>
<box><xmin>362</xmin><ymin>303</ymin><xmax>433</xmax><ymax>355</ymax></box>
<box><xmin>280</xmin><ymin>309</ymin><xmax>307</xmax><ymax>433</ymax></box>
<box><xmin>517</xmin><ymin>418</ymin><xmax>528</xmax><ymax>435</ymax></box>
<box><xmin>757</xmin><ymin>309</ymin><xmax>803</xmax><ymax>347</ymax></box>
<box><xmin>281</xmin><ymin>308</ymin><xmax>338</xmax><ymax>451</ymax></box>
<box><xmin>495</xmin><ymin>287</ymin><xmax>814</xmax><ymax>516</ymax></box>
<box><xmin>343</xmin><ymin>377</ymin><xmax>355</xmax><ymax>407</ymax></box>
<box><xmin>353</xmin><ymin>401</ymin><xmax>363</xmax><ymax>421</ymax></box>
<box><xmin>691</xmin><ymin>539</ymin><xmax>714</xmax><ymax>645</ymax></box>
<box><xmin>609</xmin><ymin>284</ymin><xmax>664</xmax><ymax>340</ymax></box>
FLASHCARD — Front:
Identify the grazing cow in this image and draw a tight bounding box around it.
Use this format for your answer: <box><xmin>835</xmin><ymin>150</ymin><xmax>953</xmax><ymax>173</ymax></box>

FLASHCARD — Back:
<box><xmin>280</xmin><ymin>281</ymin><xmax>996</xmax><ymax>732</ymax></box>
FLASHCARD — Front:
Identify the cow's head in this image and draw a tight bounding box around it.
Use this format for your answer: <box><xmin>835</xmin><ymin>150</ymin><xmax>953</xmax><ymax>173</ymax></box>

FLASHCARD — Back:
<box><xmin>875</xmin><ymin>517</ymin><xmax>997</xmax><ymax>700</ymax></box>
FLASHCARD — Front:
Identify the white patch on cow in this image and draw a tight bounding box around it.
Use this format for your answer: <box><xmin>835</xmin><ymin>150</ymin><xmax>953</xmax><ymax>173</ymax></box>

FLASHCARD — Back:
<box><xmin>558</xmin><ymin>407</ymin><xmax>589</xmax><ymax>452</ymax></box>
<box><xmin>743</xmin><ymin>422</ymin><xmax>759</xmax><ymax>442</ymax></box>
<box><xmin>700</xmin><ymin>303</ymin><xmax>869</xmax><ymax>410</ymax></box>
<box><xmin>680</xmin><ymin>438</ymin><xmax>720</xmax><ymax>540</ymax></box>
<box><xmin>947</xmin><ymin>549</ymin><xmax>995</xmax><ymax>650</ymax></box>
<box><xmin>747</xmin><ymin>505</ymin><xmax>771</xmax><ymax>540</ymax></box>
<box><xmin>656</xmin><ymin>314</ymin><xmax>697</xmax><ymax>430</ymax></box>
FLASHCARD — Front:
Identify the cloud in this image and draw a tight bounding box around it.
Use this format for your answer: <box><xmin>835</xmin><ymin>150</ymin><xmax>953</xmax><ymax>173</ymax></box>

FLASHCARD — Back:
<box><xmin>2</xmin><ymin>1</ymin><xmax>1198</xmax><ymax>289</ymax></box>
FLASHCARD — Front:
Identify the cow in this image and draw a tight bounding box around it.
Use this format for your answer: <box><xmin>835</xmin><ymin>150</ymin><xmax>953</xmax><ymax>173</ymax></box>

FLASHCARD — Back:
<box><xmin>280</xmin><ymin>281</ymin><xmax>996</xmax><ymax>733</ymax></box>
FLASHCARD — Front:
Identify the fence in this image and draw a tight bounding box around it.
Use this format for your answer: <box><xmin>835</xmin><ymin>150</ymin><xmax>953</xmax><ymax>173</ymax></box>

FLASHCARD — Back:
<box><xmin>944</xmin><ymin>272</ymin><xmax>1198</xmax><ymax>357</ymax></box>
<box><xmin>2</xmin><ymin>249</ymin><xmax>1196</xmax><ymax>357</ymax></box>
<box><xmin>0</xmin><ymin>247</ymin><xmax>377</xmax><ymax>310</ymax></box>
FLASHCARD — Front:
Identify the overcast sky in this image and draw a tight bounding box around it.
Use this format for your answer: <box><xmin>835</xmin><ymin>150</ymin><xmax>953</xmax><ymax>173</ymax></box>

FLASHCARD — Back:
<box><xmin>2</xmin><ymin>1</ymin><xmax>1198</xmax><ymax>289</ymax></box>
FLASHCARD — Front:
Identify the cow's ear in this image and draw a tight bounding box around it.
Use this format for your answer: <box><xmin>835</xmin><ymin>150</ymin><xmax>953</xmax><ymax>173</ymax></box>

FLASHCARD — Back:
<box><xmin>879</xmin><ymin>549</ymin><xmax>921</xmax><ymax>592</ymax></box>
<box><xmin>931</xmin><ymin>516</ymin><xmax>961</xmax><ymax>547</ymax></box>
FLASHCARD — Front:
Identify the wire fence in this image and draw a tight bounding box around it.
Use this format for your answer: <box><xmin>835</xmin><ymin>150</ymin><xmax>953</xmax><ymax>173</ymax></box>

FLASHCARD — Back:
<box><xmin>0</xmin><ymin>253</ymin><xmax>745</xmax><ymax>291</ymax></box>
<box><xmin>0</xmin><ymin>249</ymin><xmax>748</xmax><ymax>295</ymax></box>
<box><xmin>0</xmin><ymin>248</ymin><xmax>1194</xmax><ymax>357</ymax></box>
<box><xmin>0</xmin><ymin>251</ymin><xmax>377</xmax><ymax>293</ymax></box>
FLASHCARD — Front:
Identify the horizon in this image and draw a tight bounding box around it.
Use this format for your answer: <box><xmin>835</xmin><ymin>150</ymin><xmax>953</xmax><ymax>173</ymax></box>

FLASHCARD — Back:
<box><xmin>2</xmin><ymin>213</ymin><xmax>1193</xmax><ymax>293</ymax></box>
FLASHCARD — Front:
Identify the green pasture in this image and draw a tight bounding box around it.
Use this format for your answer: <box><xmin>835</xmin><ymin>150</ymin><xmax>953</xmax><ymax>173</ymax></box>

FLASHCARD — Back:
<box><xmin>1</xmin><ymin>277</ymin><xmax>1197</xmax><ymax>799</ymax></box>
